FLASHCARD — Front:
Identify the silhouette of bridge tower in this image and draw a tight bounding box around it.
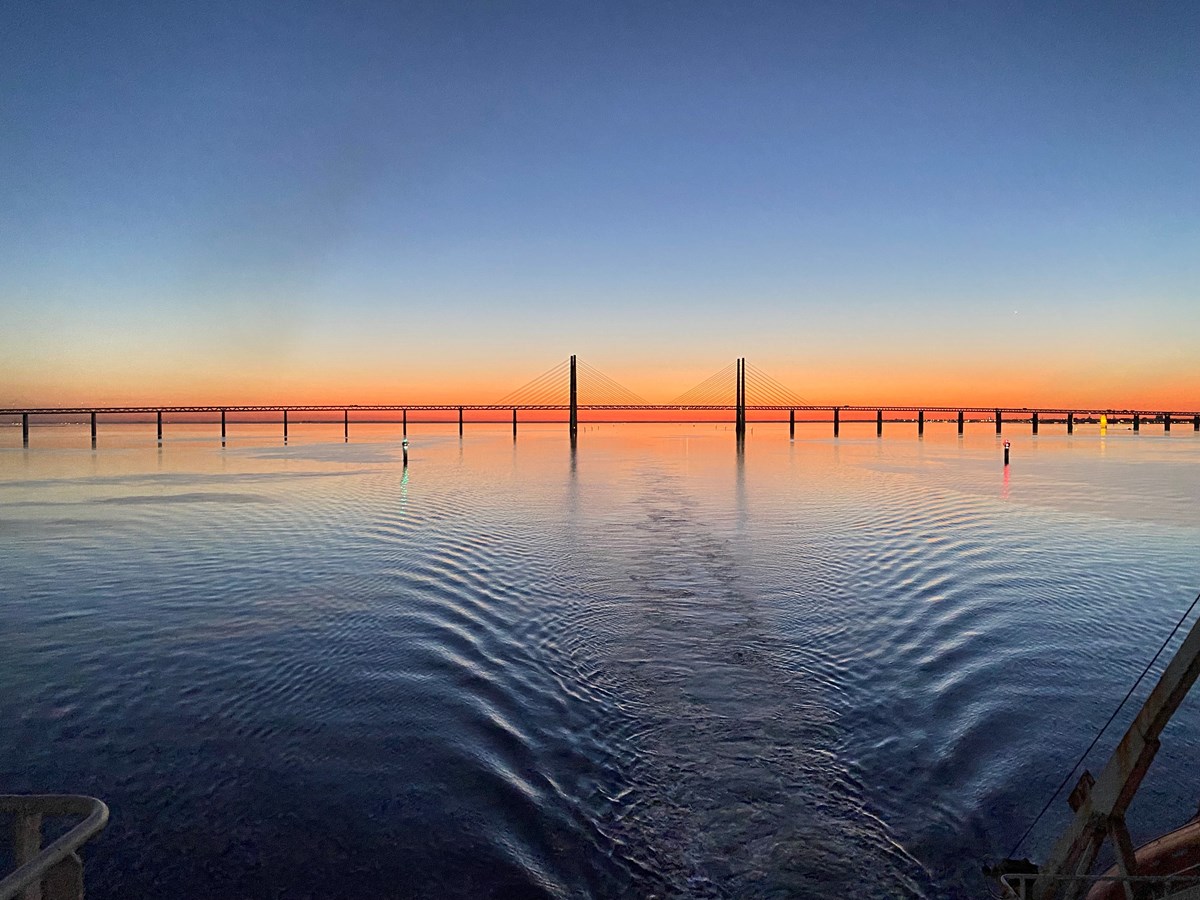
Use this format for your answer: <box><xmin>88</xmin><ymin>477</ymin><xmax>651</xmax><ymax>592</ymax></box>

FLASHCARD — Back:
<box><xmin>496</xmin><ymin>355</ymin><xmax>808</xmax><ymax>439</ymax></box>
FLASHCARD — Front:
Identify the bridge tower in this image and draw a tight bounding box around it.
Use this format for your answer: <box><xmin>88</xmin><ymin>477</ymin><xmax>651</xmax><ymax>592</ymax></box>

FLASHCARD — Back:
<box><xmin>735</xmin><ymin>358</ymin><xmax>746</xmax><ymax>439</ymax></box>
<box><xmin>569</xmin><ymin>354</ymin><xmax>578</xmax><ymax>444</ymax></box>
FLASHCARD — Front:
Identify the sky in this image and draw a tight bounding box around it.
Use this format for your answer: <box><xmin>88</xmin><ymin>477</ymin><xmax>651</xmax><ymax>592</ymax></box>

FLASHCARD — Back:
<box><xmin>2</xmin><ymin>1</ymin><xmax>1197</xmax><ymax>408</ymax></box>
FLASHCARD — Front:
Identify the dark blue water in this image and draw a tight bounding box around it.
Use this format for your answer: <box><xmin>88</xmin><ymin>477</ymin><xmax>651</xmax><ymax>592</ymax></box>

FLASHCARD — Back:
<box><xmin>2</xmin><ymin>422</ymin><xmax>1198</xmax><ymax>897</ymax></box>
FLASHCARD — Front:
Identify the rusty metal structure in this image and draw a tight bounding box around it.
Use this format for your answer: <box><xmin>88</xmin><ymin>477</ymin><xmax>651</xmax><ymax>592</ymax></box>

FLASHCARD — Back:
<box><xmin>997</xmin><ymin>604</ymin><xmax>1200</xmax><ymax>899</ymax></box>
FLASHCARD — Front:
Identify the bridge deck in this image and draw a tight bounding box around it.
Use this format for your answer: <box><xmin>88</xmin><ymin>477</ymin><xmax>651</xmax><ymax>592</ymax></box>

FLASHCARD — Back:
<box><xmin>2</xmin><ymin>405</ymin><xmax>1198</xmax><ymax>415</ymax></box>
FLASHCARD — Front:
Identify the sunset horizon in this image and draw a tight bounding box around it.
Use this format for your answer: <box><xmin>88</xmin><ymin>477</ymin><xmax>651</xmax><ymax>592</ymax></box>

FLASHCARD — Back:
<box><xmin>4</xmin><ymin>4</ymin><xmax>1199</xmax><ymax>899</ymax></box>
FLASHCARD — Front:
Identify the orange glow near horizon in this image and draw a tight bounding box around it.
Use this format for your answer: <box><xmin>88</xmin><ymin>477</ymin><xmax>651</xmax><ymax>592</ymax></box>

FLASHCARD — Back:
<box><xmin>3</xmin><ymin>356</ymin><xmax>1198</xmax><ymax>413</ymax></box>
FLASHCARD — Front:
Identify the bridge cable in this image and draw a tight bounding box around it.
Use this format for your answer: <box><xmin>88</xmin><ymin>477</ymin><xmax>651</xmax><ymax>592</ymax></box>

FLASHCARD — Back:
<box><xmin>499</xmin><ymin>364</ymin><xmax>569</xmax><ymax>405</ymax></box>
<box><xmin>1006</xmin><ymin>588</ymin><xmax>1200</xmax><ymax>859</ymax></box>
<box><xmin>745</xmin><ymin>363</ymin><xmax>810</xmax><ymax>407</ymax></box>
<box><xmin>575</xmin><ymin>360</ymin><xmax>648</xmax><ymax>405</ymax></box>
<box><xmin>670</xmin><ymin>363</ymin><xmax>738</xmax><ymax>406</ymax></box>
<box><xmin>497</xmin><ymin>359</ymin><xmax>570</xmax><ymax>405</ymax></box>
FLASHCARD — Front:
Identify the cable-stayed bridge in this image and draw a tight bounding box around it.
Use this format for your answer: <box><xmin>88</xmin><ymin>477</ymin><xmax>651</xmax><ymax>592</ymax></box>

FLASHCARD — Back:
<box><xmin>4</xmin><ymin>355</ymin><xmax>1198</xmax><ymax>445</ymax></box>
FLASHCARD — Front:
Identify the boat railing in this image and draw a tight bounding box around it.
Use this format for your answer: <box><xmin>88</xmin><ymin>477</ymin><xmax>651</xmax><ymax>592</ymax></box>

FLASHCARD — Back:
<box><xmin>0</xmin><ymin>795</ymin><xmax>108</xmax><ymax>900</ymax></box>
<box><xmin>1000</xmin><ymin>871</ymin><xmax>1200</xmax><ymax>899</ymax></box>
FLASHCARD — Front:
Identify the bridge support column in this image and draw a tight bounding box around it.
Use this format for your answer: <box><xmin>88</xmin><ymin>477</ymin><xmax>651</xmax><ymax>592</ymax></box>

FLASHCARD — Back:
<box><xmin>734</xmin><ymin>358</ymin><xmax>746</xmax><ymax>440</ymax></box>
<box><xmin>995</xmin><ymin>410</ymin><xmax>1002</xmax><ymax>434</ymax></box>
<box><xmin>1067</xmin><ymin>412</ymin><xmax>1074</xmax><ymax>434</ymax></box>
<box><xmin>1133</xmin><ymin>413</ymin><xmax>1140</xmax><ymax>432</ymax></box>
<box><xmin>1164</xmin><ymin>413</ymin><xmax>1171</xmax><ymax>432</ymax></box>
<box><xmin>157</xmin><ymin>410</ymin><xmax>163</xmax><ymax>442</ymax></box>
<box><xmin>957</xmin><ymin>410</ymin><xmax>964</xmax><ymax>435</ymax></box>
<box><xmin>221</xmin><ymin>409</ymin><xmax>227</xmax><ymax>442</ymax></box>
<box><xmin>1032</xmin><ymin>412</ymin><xmax>1038</xmax><ymax>435</ymax></box>
<box><xmin>459</xmin><ymin>406</ymin><xmax>464</xmax><ymax>438</ymax></box>
<box><xmin>918</xmin><ymin>410</ymin><xmax>924</xmax><ymax>436</ymax></box>
<box><xmin>344</xmin><ymin>409</ymin><xmax>348</xmax><ymax>442</ymax></box>
<box><xmin>833</xmin><ymin>407</ymin><xmax>839</xmax><ymax>438</ymax></box>
<box><xmin>91</xmin><ymin>411</ymin><xmax>97</xmax><ymax>446</ymax></box>
<box><xmin>876</xmin><ymin>409</ymin><xmax>882</xmax><ymax>437</ymax></box>
<box><xmin>512</xmin><ymin>408</ymin><xmax>517</xmax><ymax>440</ymax></box>
<box><xmin>22</xmin><ymin>412</ymin><xmax>28</xmax><ymax>446</ymax></box>
<box><xmin>789</xmin><ymin>409</ymin><xmax>794</xmax><ymax>440</ymax></box>
<box><xmin>569</xmin><ymin>355</ymin><xmax>578</xmax><ymax>445</ymax></box>
<box><xmin>283</xmin><ymin>409</ymin><xmax>288</xmax><ymax>442</ymax></box>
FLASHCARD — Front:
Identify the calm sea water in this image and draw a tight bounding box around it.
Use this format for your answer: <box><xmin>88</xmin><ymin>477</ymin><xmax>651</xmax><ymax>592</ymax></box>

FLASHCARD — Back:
<box><xmin>2</xmin><ymin>421</ymin><xmax>1198</xmax><ymax>898</ymax></box>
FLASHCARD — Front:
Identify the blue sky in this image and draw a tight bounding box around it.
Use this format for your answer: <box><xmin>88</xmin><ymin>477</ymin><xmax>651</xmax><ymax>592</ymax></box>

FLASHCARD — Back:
<box><xmin>2</xmin><ymin>1</ymin><xmax>1197</xmax><ymax>405</ymax></box>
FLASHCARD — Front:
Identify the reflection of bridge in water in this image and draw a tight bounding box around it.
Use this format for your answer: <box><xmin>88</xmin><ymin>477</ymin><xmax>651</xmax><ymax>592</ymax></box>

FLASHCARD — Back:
<box><xmin>4</xmin><ymin>356</ymin><xmax>1199</xmax><ymax>446</ymax></box>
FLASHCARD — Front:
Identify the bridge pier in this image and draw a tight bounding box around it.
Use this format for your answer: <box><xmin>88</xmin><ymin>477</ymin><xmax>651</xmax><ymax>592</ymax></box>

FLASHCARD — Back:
<box><xmin>995</xmin><ymin>410</ymin><xmax>1002</xmax><ymax>434</ymax></box>
<box><xmin>91</xmin><ymin>411</ymin><xmax>96</xmax><ymax>446</ymax></box>
<box><xmin>1164</xmin><ymin>413</ymin><xmax>1171</xmax><ymax>432</ymax></box>
<box><xmin>789</xmin><ymin>409</ymin><xmax>794</xmax><ymax>440</ymax></box>
<box><xmin>918</xmin><ymin>410</ymin><xmax>924</xmax><ymax>436</ymax></box>
<box><xmin>22</xmin><ymin>412</ymin><xmax>28</xmax><ymax>446</ymax></box>
<box><xmin>833</xmin><ymin>407</ymin><xmax>839</xmax><ymax>437</ymax></box>
<box><xmin>1134</xmin><ymin>413</ymin><xmax>1140</xmax><ymax>433</ymax></box>
<box><xmin>1067</xmin><ymin>412</ymin><xmax>1074</xmax><ymax>434</ymax></box>
<box><xmin>1032</xmin><ymin>411</ymin><xmax>1038</xmax><ymax>435</ymax></box>
<box><xmin>283</xmin><ymin>409</ymin><xmax>288</xmax><ymax>442</ymax></box>
<box><xmin>957</xmin><ymin>410</ymin><xmax>964</xmax><ymax>435</ymax></box>
<box><xmin>157</xmin><ymin>410</ymin><xmax>163</xmax><ymax>442</ymax></box>
<box><xmin>344</xmin><ymin>409</ymin><xmax>348</xmax><ymax>442</ymax></box>
<box><xmin>876</xmin><ymin>409</ymin><xmax>882</xmax><ymax>437</ymax></box>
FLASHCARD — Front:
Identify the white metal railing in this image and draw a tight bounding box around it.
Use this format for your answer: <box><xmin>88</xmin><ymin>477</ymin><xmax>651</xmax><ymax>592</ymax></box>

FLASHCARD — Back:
<box><xmin>0</xmin><ymin>796</ymin><xmax>108</xmax><ymax>900</ymax></box>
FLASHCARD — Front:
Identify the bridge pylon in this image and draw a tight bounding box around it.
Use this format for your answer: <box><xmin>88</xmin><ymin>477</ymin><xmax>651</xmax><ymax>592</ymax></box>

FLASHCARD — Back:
<box><xmin>569</xmin><ymin>354</ymin><xmax>578</xmax><ymax>445</ymax></box>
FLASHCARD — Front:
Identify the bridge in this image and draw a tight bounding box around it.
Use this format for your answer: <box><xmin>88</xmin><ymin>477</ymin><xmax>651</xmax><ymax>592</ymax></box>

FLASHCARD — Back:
<box><xmin>3</xmin><ymin>356</ymin><xmax>1198</xmax><ymax>446</ymax></box>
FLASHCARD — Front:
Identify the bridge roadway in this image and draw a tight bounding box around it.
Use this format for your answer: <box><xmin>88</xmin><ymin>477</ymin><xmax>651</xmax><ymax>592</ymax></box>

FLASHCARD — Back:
<box><xmin>4</xmin><ymin>405</ymin><xmax>1199</xmax><ymax>415</ymax></box>
<box><xmin>6</xmin><ymin>404</ymin><xmax>1199</xmax><ymax>448</ymax></box>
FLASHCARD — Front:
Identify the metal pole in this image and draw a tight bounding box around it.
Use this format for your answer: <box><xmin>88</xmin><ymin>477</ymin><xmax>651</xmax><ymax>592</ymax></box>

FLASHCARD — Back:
<box><xmin>403</xmin><ymin>409</ymin><xmax>407</xmax><ymax>436</ymax></box>
<box><xmin>833</xmin><ymin>407</ymin><xmax>839</xmax><ymax>438</ymax></box>
<box><xmin>1194</xmin><ymin>414</ymin><xmax>1199</xmax><ymax>432</ymax></box>
<box><xmin>221</xmin><ymin>409</ymin><xmax>226</xmax><ymax>441</ymax></box>
<box><xmin>344</xmin><ymin>409</ymin><xmax>348</xmax><ymax>441</ymax></box>
<box><xmin>459</xmin><ymin>406</ymin><xmax>464</xmax><ymax>437</ymax></box>
<box><xmin>957</xmin><ymin>410</ymin><xmax>964</xmax><ymax>435</ymax></box>
<box><xmin>512</xmin><ymin>408</ymin><xmax>517</xmax><ymax>440</ymax></box>
<box><xmin>876</xmin><ymin>409</ymin><xmax>882</xmax><ymax>437</ymax></box>
<box><xmin>995</xmin><ymin>409</ymin><xmax>1002</xmax><ymax>434</ymax></box>
<box><xmin>22</xmin><ymin>412</ymin><xmax>29</xmax><ymax>446</ymax></box>
<box><xmin>918</xmin><ymin>409</ymin><xmax>924</xmax><ymax>436</ymax></box>
<box><xmin>157</xmin><ymin>410</ymin><xmax>163</xmax><ymax>442</ymax></box>
<box><xmin>789</xmin><ymin>408</ymin><xmax>794</xmax><ymax>440</ymax></box>
<box><xmin>1032</xmin><ymin>411</ymin><xmax>1038</xmax><ymax>435</ymax></box>
<box><xmin>91</xmin><ymin>411</ymin><xmax>97</xmax><ymax>445</ymax></box>
<box><xmin>569</xmin><ymin>355</ymin><xmax>578</xmax><ymax>443</ymax></box>
<box><xmin>283</xmin><ymin>409</ymin><xmax>288</xmax><ymax>442</ymax></box>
